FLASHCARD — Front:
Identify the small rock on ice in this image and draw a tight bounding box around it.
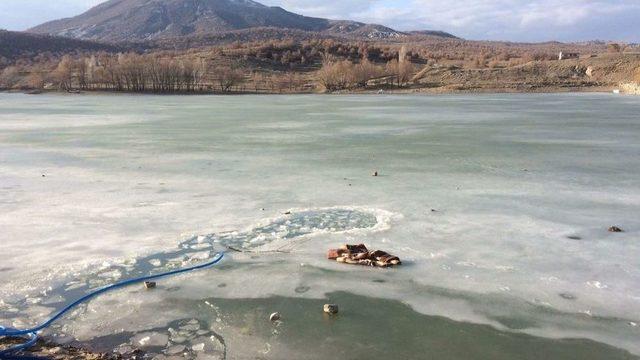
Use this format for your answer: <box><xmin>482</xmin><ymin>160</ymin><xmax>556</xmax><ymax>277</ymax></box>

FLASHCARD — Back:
<box><xmin>608</xmin><ymin>226</ymin><xmax>624</xmax><ymax>233</ymax></box>
<box><xmin>323</xmin><ymin>304</ymin><xmax>339</xmax><ymax>315</ymax></box>
<box><xmin>270</xmin><ymin>312</ymin><xmax>281</xmax><ymax>322</ymax></box>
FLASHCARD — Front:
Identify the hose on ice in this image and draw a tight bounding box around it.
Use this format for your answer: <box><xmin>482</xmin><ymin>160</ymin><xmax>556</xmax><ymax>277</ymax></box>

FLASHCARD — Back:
<box><xmin>0</xmin><ymin>252</ymin><xmax>225</xmax><ymax>356</ymax></box>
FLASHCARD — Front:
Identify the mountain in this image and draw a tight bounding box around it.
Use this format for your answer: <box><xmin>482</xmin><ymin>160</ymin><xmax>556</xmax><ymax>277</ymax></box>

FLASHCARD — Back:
<box><xmin>0</xmin><ymin>30</ymin><xmax>124</xmax><ymax>60</ymax></box>
<box><xmin>28</xmin><ymin>0</ymin><xmax>454</xmax><ymax>42</ymax></box>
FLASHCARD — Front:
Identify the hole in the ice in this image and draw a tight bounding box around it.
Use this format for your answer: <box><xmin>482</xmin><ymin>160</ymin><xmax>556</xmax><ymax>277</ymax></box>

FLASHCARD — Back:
<box><xmin>200</xmin><ymin>208</ymin><xmax>380</xmax><ymax>251</ymax></box>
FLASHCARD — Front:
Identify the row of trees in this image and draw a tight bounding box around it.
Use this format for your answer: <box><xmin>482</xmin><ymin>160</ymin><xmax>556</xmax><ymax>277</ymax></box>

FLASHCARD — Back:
<box><xmin>2</xmin><ymin>50</ymin><xmax>420</xmax><ymax>93</ymax></box>
<box><xmin>50</xmin><ymin>53</ymin><xmax>244</xmax><ymax>92</ymax></box>
<box><xmin>316</xmin><ymin>49</ymin><xmax>417</xmax><ymax>91</ymax></box>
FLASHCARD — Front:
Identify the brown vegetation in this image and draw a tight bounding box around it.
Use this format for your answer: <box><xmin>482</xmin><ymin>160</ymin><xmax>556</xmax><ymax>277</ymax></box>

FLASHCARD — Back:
<box><xmin>1</xmin><ymin>34</ymin><xmax>638</xmax><ymax>94</ymax></box>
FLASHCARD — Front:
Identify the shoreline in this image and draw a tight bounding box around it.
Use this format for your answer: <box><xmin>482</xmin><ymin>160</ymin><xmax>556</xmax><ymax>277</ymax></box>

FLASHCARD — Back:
<box><xmin>3</xmin><ymin>292</ymin><xmax>638</xmax><ymax>359</ymax></box>
<box><xmin>0</xmin><ymin>85</ymin><xmax>622</xmax><ymax>97</ymax></box>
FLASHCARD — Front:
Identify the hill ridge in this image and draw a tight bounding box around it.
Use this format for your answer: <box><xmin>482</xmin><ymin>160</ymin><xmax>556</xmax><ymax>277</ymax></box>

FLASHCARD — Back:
<box><xmin>28</xmin><ymin>0</ymin><xmax>456</xmax><ymax>42</ymax></box>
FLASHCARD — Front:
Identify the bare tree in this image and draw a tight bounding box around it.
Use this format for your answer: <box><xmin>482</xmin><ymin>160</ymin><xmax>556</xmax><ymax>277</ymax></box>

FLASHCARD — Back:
<box><xmin>316</xmin><ymin>58</ymin><xmax>354</xmax><ymax>92</ymax></box>
<box><xmin>0</xmin><ymin>66</ymin><xmax>20</xmax><ymax>89</ymax></box>
<box><xmin>607</xmin><ymin>43</ymin><xmax>622</xmax><ymax>53</ymax></box>
<box><xmin>53</xmin><ymin>56</ymin><xmax>74</xmax><ymax>90</ymax></box>
<box><xmin>352</xmin><ymin>58</ymin><xmax>381</xmax><ymax>88</ymax></box>
<box><xmin>25</xmin><ymin>72</ymin><xmax>45</xmax><ymax>89</ymax></box>
<box><xmin>75</xmin><ymin>58</ymin><xmax>89</xmax><ymax>90</ymax></box>
<box><xmin>385</xmin><ymin>56</ymin><xmax>416</xmax><ymax>87</ymax></box>
<box><xmin>216</xmin><ymin>65</ymin><xmax>244</xmax><ymax>92</ymax></box>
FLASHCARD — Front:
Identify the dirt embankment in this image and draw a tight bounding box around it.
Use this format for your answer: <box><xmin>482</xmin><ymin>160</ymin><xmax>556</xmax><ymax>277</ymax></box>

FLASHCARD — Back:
<box><xmin>620</xmin><ymin>83</ymin><xmax>640</xmax><ymax>94</ymax></box>
<box><xmin>409</xmin><ymin>53</ymin><xmax>640</xmax><ymax>93</ymax></box>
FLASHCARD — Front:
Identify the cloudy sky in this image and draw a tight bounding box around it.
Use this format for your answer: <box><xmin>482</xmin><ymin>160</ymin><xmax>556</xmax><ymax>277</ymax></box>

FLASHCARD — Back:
<box><xmin>1</xmin><ymin>0</ymin><xmax>638</xmax><ymax>42</ymax></box>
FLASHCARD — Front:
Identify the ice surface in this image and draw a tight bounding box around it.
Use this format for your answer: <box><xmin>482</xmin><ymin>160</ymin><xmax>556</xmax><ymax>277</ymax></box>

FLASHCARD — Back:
<box><xmin>0</xmin><ymin>93</ymin><xmax>639</xmax><ymax>356</ymax></box>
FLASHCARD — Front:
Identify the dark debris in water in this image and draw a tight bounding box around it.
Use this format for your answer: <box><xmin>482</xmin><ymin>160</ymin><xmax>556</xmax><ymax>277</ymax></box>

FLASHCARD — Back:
<box><xmin>0</xmin><ymin>337</ymin><xmax>141</xmax><ymax>359</ymax></box>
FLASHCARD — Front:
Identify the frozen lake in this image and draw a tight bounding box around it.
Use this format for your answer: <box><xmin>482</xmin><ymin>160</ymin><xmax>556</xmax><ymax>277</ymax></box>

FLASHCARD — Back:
<box><xmin>0</xmin><ymin>92</ymin><xmax>639</xmax><ymax>358</ymax></box>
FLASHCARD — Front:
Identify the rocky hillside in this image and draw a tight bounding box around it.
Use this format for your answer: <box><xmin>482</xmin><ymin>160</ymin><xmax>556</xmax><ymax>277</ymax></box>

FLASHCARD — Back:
<box><xmin>0</xmin><ymin>30</ymin><xmax>123</xmax><ymax>61</ymax></box>
<box><xmin>28</xmin><ymin>0</ymin><xmax>452</xmax><ymax>42</ymax></box>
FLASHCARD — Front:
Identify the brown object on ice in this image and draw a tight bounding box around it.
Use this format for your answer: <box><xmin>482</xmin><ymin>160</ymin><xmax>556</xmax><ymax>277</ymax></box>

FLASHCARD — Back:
<box><xmin>144</xmin><ymin>281</ymin><xmax>157</xmax><ymax>289</ymax></box>
<box><xmin>329</xmin><ymin>244</ymin><xmax>401</xmax><ymax>268</ymax></box>
<box><xmin>327</xmin><ymin>248</ymin><xmax>346</xmax><ymax>260</ymax></box>
<box><xmin>608</xmin><ymin>226</ymin><xmax>623</xmax><ymax>233</ymax></box>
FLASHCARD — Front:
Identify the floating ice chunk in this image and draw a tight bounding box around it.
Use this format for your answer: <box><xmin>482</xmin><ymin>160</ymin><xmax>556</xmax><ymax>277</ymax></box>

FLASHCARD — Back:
<box><xmin>65</xmin><ymin>282</ymin><xmax>85</xmax><ymax>291</ymax></box>
<box><xmin>190</xmin><ymin>243</ymin><xmax>211</xmax><ymax>250</ymax></box>
<box><xmin>171</xmin><ymin>336</ymin><xmax>187</xmax><ymax>344</ymax></box>
<box><xmin>180</xmin><ymin>319</ymin><xmax>201</xmax><ymax>332</ymax></box>
<box><xmin>26</xmin><ymin>297</ymin><xmax>42</xmax><ymax>305</ymax></box>
<box><xmin>41</xmin><ymin>295</ymin><xmax>65</xmax><ymax>305</ymax></box>
<box><xmin>181</xmin><ymin>324</ymin><xmax>201</xmax><ymax>332</ymax></box>
<box><xmin>133</xmin><ymin>332</ymin><xmax>169</xmax><ymax>347</ymax></box>
<box><xmin>98</xmin><ymin>269</ymin><xmax>122</xmax><ymax>280</ymax></box>
<box><xmin>195</xmin><ymin>353</ymin><xmax>224</xmax><ymax>360</ymax></box>
<box><xmin>115</xmin><ymin>344</ymin><xmax>135</xmax><ymax>355</ymax></box>
<box><xmin>192</xmin><ymin>343</ymin><xmax>206</xmax><ymax>352</ymax></box>
<box><xmin>149</xmin><ymin>259</ymin><xmax>162</xmax><ymax>267</ymax></box>
<box><xmin>165</xmin><ymin>345</ymin><xmax>186</xmax><ymax>355</ymax></box>
<box><xmin>187</xmin><ymin>252</ymin><xmax>210</xmax><ymax>261</ymax></box>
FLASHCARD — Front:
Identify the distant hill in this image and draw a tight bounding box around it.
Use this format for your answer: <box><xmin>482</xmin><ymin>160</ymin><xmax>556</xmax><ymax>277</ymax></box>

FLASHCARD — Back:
<box><xmin>0</xmin><ymin>30</ymin><xmax>123</xmax><ymax>60</ymax></box>
<box><xmin>407</xmin><ymin>30</ymin><xmax>459</xmax><ymax>39</ymax></box>
<box><xmin>28</xmin><ymin>0</ymin><xmax>455</xmax><ymax>42</ymax></box>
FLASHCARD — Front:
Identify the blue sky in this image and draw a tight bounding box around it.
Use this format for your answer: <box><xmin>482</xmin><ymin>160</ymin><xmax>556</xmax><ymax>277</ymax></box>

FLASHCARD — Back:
<box><xmin>1</xmin><ymin>0</ymin><xmax>638</xmax><ymax>42</ymax></box>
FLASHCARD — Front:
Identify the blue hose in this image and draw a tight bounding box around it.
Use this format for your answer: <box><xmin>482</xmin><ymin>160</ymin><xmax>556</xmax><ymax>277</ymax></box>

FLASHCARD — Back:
<box><xmin>0</xmin><ymin>252</ymin><xmax>225</xmax><ymax>356</ymax></box>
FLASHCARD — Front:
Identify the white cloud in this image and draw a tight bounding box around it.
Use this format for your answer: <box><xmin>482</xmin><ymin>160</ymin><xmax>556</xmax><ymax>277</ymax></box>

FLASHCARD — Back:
<box><xmin>338</xmin><ymin>0</ymin><xmax>640</xmax><ymax>42</ymax></box>
<box><xmin>261</xmin><ymin>0</ymin><xmax>382</xmax><ymax>20</ymax></box>
<box><xmin>262</xmin><ymin>0</ymin><xmax>640</xmax><ymax>41</ymax></box>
